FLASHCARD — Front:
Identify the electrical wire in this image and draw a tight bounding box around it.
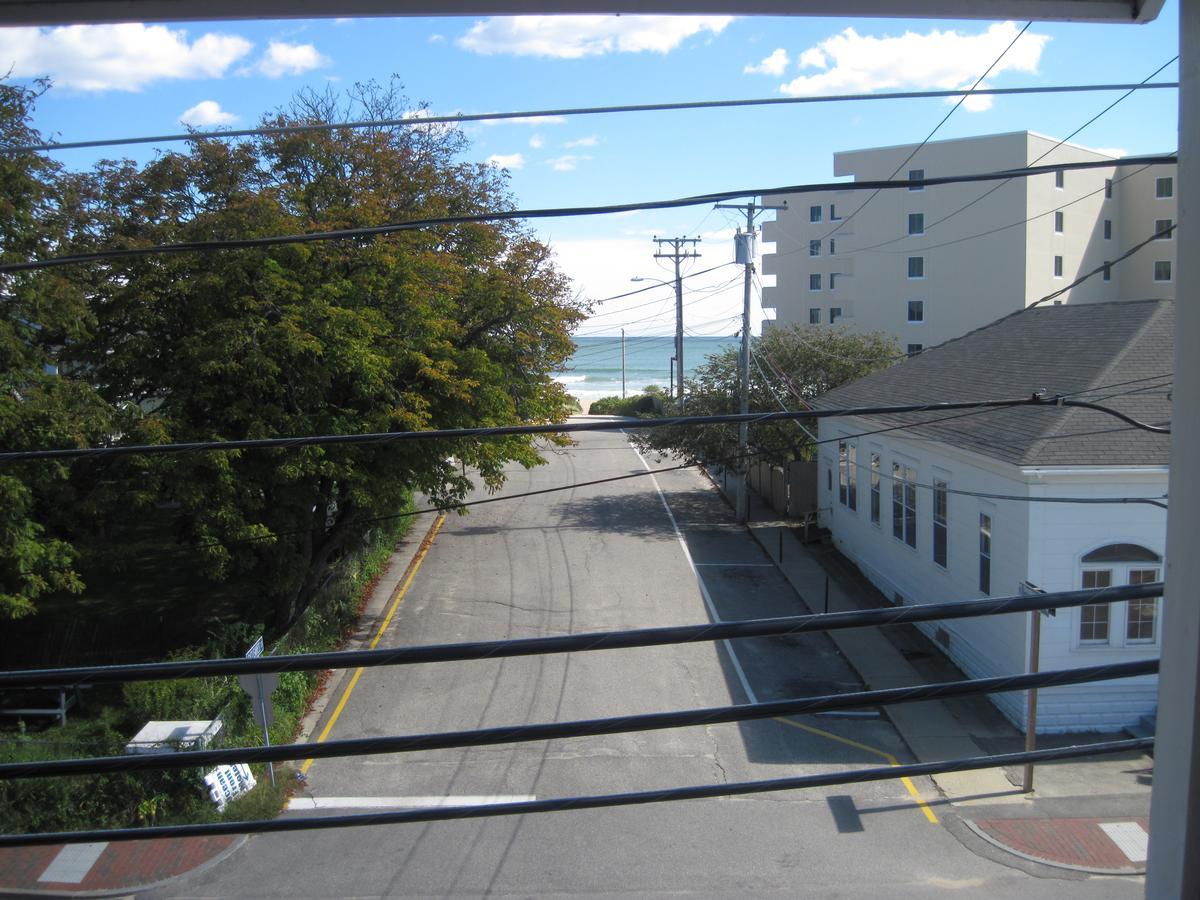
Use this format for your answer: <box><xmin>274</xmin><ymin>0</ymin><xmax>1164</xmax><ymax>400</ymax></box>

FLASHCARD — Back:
<box><xmin>0</xmin><ymin>739</ymin><xmax>1153</xmax><ymax>848</ymax></box>
<box><xmin>820</xmin><ymin>22</ymin><xmax>1032</xmax><ymax>242</ymax></box>
<box><xmin>6</xmin><ymin>83</ymin><xmax>1176</xmax><ymax>156</ymax></box>
<box><xmin>0</xmin><ymin>394</ymin><xmax>1169</xmax><ymax>464</ymax></box>
<box><xmin>1029</xmin><ymin>222</ymin><xmax>1176</xmax><ymax>307</ymax></box>
<box><xmin>0</xmin><ymin>155</ymin><xmax>1174</xmax><ymax>275</ymax></box>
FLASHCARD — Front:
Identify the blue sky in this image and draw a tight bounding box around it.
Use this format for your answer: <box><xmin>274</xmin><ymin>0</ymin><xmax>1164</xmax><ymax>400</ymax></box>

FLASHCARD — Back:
<box><xmin>1</xmin><ymin>5</ymin><xmax>1180</xmax><ymax>336</ymax></box>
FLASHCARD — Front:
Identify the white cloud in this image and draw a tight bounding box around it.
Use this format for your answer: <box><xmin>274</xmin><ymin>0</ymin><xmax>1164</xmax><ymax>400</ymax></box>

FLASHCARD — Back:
<box><xmin>548</xmin><ymin>154</ymin><xmax>590</xmax><ymax>171</ymax></box>
<box><xmin>486</xmin><ymin>152</ymin><xmax>525</xmax><ymax>169</ymax></box>
<box><xmin>744</xmin><ymin>48</ymin><xmax>789</xmax><ymax>76</ymax></box>
<box><xmin>779</xmin><ymin>21</ymin><xmax>1049</xmax><ymax>108</ymax></box>
<box><xmin>428</xmin><ymin>33</ymin><xmax>445</xmax><ymax>43</ymax></box>
<box><xmin>334</xmin><ymin>18</ymin><xmax>353</xmax><ymax>25</ymax></box>
<box><xmin>482</xmin><ymin>114</ymin><xmax>567</xmax><ymax>128</ymax></box>
<box><xmin>529</xmin><ymin>134</ymin><xmax>545</xmax><ymax>149</ymax></box>
<box><xmin>0</xmin><ymin>24</ymin><xmax>252</xmax><ymax>91</ymax></box>
<box><xmin>1086</xmin><ymin>147</ymin><xmax>1128</xmax><ymax>158</ymax></box>
<box><xmin>951</xmin><ymin>81</ymin><xmax>994</xmax><ymax>112</ymax></box>
<box><xmin>254</xmin><ymin>41</ymin><xmax>329</xmax><ymax>78</ymax></box>
<box><xmin>457</xmin><ymin>15</ymin><xmax>733</xmax><ymax>59</ymax></box>
<box><xmin>179</xmin><ymin>100</ymin><xmax>237</xmax><ymax>126</ymax></box>
<box><xmin>565</xmin><ymin>135</ymin><xmax>598</xmax><ymax>148</ymax></box>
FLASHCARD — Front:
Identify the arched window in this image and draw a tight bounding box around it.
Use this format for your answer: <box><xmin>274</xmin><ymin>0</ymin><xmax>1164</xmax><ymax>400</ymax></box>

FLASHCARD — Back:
<box><xmin>1078</xmin><ymin>544</ymin><xmax>1163</xmax><ymax>648</ymax></box>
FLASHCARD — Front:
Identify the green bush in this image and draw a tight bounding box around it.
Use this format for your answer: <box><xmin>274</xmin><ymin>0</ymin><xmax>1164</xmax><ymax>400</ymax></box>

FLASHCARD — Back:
<box><xmin>589</xmin><ymin>386</ymin><xmax>665</xmax><ymax>416</ymax></box>
<box><xmin>121</xmin><ymin>649</ymin><xmax>235</xmax><ymax>723</ymax></box>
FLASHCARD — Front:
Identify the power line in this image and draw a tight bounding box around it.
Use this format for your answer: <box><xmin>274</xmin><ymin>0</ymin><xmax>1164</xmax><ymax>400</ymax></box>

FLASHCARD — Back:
<box><xmin>581</xmin><ymin>263</ymin><xmax>736</xmax><ymax>312</ymax></box>
<box><xmin>0</xmin><ymin>395</ymin><xmax>1168</xmax><ymax>464</ymax></box>
<box><xmin>0</xmin><ymin>155</ymin><xmax>1175</xmax><ymax>275</ymax></box>
<box><xmin>1030</xmin><ymin>221</ymin><xmax>1176</xmax><ymax>307</ymax></box>
<box><xmin>820</xmin><ymin>22</ymin><xmax>1032</xmax><ymax>242</ymax></box>
<box><xmin>0</xmin><ymin>738</ymin><xmax>1153</xmax><ymax>848</ymax></box>
<box><xmin>6</xmin><ymin>83</ymin><xmax>1176</xmax><ymax>156</ymax></box>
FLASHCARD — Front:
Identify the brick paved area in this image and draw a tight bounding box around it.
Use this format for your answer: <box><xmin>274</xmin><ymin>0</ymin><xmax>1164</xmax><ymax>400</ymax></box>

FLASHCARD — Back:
<box><xmin>0</xmin><ymin>836</ymin><xmax>239</xmax><ymax>894</ymax></box>
<box><xmin>969</xmin><ymin>817</ymin><xmax>1149</xmax><ymax>874</ymax></box>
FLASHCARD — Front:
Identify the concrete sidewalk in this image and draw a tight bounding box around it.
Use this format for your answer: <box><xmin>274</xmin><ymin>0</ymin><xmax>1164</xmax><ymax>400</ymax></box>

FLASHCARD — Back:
<box><xmin>715</xmin><ymin>467</ymin><xmax>1152</xmax><ymax>876</ymax></box>
<box><xmin>0</xmin><ymin>509</ymin><xmax>444</xmax><ymax>899</ymax></box>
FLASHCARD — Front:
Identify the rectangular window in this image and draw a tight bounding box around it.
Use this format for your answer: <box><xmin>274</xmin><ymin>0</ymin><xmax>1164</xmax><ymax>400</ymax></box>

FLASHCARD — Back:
<box><xmin>809</xmin><ymin>273</ymin><xmax>822</xmax><ymax>291</ymax></box>
<box><xmin>1054</xmin><ymin>169</ymin><xmax>1065</xmax><ymax>189</ymax></box>
<box><xmin>1102</xmin><ymin>262</ymin><xmax>1111</xmax><ymax>282</ymax></box>
<box><xmin>830</xmin><ymin>306</ymin><xmax>842</xmax><ymax>323</ymax></box>
<box><xmin>1104</xmin><ymin>219</ymin><xmax>1112</xmax><ymax>240</ymax></box>
<box><xmin>810</xmin><ymin>204</ymin><xmax>823</xmax><ymax>223</ymax></box>
<box><xmin>809</xmin><ymin>307</ymin><xmax>821</xmax><ymax>325</ymax></box>
<box><xmin>1054</xmin><ymin>210</ymin><xmax>1064</xmax><ymax>234</ymax></box>
<box><xmin>907</xmin><ymin>256</ymin><xmax>925</xmax><ymax>279</ymax></box>
<box><xmin>809</xmin><ymin>239</ymin><xmax>821</xmax><ymax>257</ymax></box>
<box><xmin>908</xmin><ymin>213</ymin><xmax>924</xmax><ymax>235</ymax></box>
<box><xmin>908</xmin><ymin>168</ymin><xmax>924</xmax><ymax>190</ymax></box>
<box><xmin>869</xmin><ymin>454</ymin><xmax>880</xmax><ymax>525</ymax></box>
<box><xmin>1154</xmin><ymin>260</ymin><xmax>1172</xmax><ymax>282</ymax></box>
<box><xmin>829</xmin><ymin>273</ymin><xmax>838</xmax><ymax>291</ymax></box>
<box><xmin>907</xmin><ymin>300</ymin><xmax>924</xmax><ymax>323</ymax></box>
<box><xmin>830</xmin><ymin>204</ymin><xmax>841</xmax><ymax>221</ymax></box>
<box><xmin>892</xmin><ymin>464</ymin><xmax>916</xmax><ymax>548</ymax></box>
<box><xmin>932</xmin><ymin>480</ymin><xmax>948</xmax><ymax>568</ymax></box>
<box><xmin>838</xmin><ymin>441</ymin><xmax>848</xmax><ymax>506</ymax></box>
<box><xmin>979</xmin><ymin>514</ymin><xmax>992</xmax><ymax>595</ymax></box>
<box><xmin>1126</xmin><ymin>568</ymin><xmax>1161</xmax><ymax>642</ymax></box>
<box><xmin>907</xmin><ymin>343</ymin><xmax>923</xmax><ymax>356</ymax></box>
<box><xmin>1053</xmin><ymin>255</ymin><xmax>1064</xmax><ymax>278</ymax></box>
<box><xmin>1105</xmin><ymin>178</ymin><xmax>1113</xmax><ymax>199</ymax></box>
<box><xmin>1156</xmin><ymin>176</ymin><xmax>1174</xmax><ymax>198</ymax></box>
<box><xmin>829</xmin><ymin>238</ymin><xmax>836</xmax><ymax>254</ymax></box>
<box><xmin>1155</xmin><ymin>218</ymin><xmax>1173</xmax><ymax>240</ymax></box>
<box><xmin>1080</xmin><ymin>569</ymin><xmax>1112</xmax><ymax>643</ymax></box>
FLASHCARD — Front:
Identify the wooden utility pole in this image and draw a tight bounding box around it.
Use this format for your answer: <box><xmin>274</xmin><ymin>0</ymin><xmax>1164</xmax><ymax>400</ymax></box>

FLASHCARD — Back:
<box><xmin>714</xmin><ymin>199</ymin><xmax>786</xmax><ymax>523</ymax></box>
<box><xmin>653</xmin><ymin>236</ymin><xmax>700</xmax><ymax>409</ymax></box>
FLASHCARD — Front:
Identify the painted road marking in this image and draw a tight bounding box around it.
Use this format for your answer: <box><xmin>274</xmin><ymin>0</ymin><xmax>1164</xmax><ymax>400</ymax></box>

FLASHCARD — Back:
<box><xmin>300</xmin><ymin>513</ymin><xmax>447</xmax><ymax>775</ymax></box>
<box><xmin>631</xmin><ymin>444</ymin><xmax>937</xmax><ymax>825</ymax></box>
<box><xmin>287</xmin><ymin>795</ymin><xmax>537</xmax><ymax>810</ymax></box>
<box><xmin>1099</xmin><ymin>822</ymin><xmax>1149</xmax><ymax>862</ymax></box>
<box><xmin>694</xmin><ymin>563</ymin><xmax>776</xmax><ymax>567</ymax></box>
<box><xmin>38</xmin><ymin>842</ymin><xmax>107</xmax><ymax>883</ymax></box>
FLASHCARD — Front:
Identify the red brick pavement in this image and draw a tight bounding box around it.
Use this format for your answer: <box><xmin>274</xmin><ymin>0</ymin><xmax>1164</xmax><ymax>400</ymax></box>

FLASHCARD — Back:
<box><xmin>0</xmin><ymin>836</ymin><xmax>239</xmax><ymax>894</ymax></box>
<box><xmin>969</xmin><ymin>817</ymin><xmax>1149</xmax><ymax>874</ymax></box>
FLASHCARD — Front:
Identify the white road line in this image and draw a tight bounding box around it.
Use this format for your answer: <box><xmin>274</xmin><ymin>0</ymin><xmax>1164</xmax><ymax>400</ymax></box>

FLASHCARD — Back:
<box><xmin>287</xmin><ymin>795</ymin><xmax>537</xmax><ymax>811</ymax></box>
<box><xmin>629</xmin><ymin>444</ymin><xmax>760</xmax><ymax>706</ymax></box>
<box><xmin>38</xmin><ymin>842</ymin><xmax>107</xmax><ymax>883</ymax></box>
<box><xmin>1099</xmin><ymin>822</ymin><xmax>1149</xmax><ymax>862</ymax></box>
<box><xmin>694</xmin><ymin>563</ymin><xmax>775</xmax><ymax>567</ymax></box>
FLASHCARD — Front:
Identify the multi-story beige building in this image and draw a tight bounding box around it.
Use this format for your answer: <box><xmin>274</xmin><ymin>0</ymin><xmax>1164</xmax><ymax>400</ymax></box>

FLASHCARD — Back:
<box><xmin>761</xmin><ymin>131</ymin><xmax>1177</xmax><ymax>353</ymax></box>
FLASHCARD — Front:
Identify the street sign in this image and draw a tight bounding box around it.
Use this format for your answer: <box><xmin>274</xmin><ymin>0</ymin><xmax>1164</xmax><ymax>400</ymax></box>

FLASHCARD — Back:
<box><xmin>237</xmin><ymin>673</ymin><xmax>278</xmax><ymax>726</ymax></box>
<box><xmin>242</xmin><ymin>636</ymin><xmax>276</xmax><ymax>786</ymax></box>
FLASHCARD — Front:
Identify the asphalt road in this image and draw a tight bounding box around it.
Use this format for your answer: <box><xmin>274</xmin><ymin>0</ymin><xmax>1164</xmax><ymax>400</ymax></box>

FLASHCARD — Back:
<box><xmin>156</xmin><ymin>429</ymin><xmax>1142</xmax><ymax>899</ymax></box>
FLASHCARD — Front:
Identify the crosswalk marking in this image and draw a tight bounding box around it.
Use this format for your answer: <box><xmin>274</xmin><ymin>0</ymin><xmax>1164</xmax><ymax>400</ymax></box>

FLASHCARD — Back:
<box><xmin>38</xmin><ymin>843</ymin><xmax>107</xmax><ymax>883</ymax></box>
<box><xmin>1099</xmin><ymin>822</ymin><xmax>1149</xmax><ymax>862</ymax></box>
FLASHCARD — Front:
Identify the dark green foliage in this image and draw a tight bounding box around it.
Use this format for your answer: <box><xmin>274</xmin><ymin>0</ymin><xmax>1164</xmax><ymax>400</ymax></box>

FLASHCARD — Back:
<box><xmin>589</xmin><ymin>385</ymin><xmax>666</xmax><ymax>416</ymax></box>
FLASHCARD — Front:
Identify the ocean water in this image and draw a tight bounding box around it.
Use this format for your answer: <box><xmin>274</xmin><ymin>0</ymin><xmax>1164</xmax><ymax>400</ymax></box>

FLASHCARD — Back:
<box><xmin>555</xmin><ymin>335</ymin><xmax>738</xmax><ymax>409</ymax></box>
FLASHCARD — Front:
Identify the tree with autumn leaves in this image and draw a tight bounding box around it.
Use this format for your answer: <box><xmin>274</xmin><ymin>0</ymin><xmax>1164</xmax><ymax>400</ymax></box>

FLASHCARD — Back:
<box><xmin>0</xmin><ymin>80</ymin><xmax>585</xmax><ymax>627</ymax></box>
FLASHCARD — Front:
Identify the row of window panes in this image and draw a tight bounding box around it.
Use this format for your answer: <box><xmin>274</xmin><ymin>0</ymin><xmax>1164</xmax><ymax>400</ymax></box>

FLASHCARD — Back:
<box><xmin>809</xmin><ymin>238</ymin><xmax>838</xmax><ymax>256</ymax></box>
<box><xmin>809</xmin><ymin>273</ymin><xmax>840</xmax><ymax>291</ymax></box>
<box><xmin>809</xmin><ymin>204</ymin><xmax>844</xmax><ymax>223</ymax></box>
<box><xmin>810</xmin><ymin>307</ymin><xmax>843</xmax><ymax>324</ymax></box>
<box><xmin>1061</xmin><ymin>171</ymin><xmax>1172</xmax><ymax>200</ymax></box>
<box><xmin>1080</xmin><ymin>568</ymin><xmax>1160</xmax><ymax>644</ymax></box>
<box><xmin>845</xmin><ymin>447</ymin><xmax>994</xmax><ymax>594</ymax></box>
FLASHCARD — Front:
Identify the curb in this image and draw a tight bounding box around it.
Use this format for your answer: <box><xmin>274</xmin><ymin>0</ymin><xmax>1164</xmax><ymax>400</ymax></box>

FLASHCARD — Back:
<box><xmin>963</xmin><ymin>820</ymin><xmax>1145</xmax><ymax>876</ymax></box>
<box><xmin>0</xmin><ymin>836</ymin><xmax>247</xmax><ymax>899</ymax></box>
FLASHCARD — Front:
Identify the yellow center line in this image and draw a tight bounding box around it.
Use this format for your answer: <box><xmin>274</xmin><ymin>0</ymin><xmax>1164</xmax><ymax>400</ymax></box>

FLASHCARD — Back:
<box><xmin>775</xmin><ymin>716</ymin><xmax>939</xmax><ymax>824</ymax></box>
<box><xmin>300</xmin><ymin>513</ymin><xmax>446</xmax><ymax>775</ymax></box>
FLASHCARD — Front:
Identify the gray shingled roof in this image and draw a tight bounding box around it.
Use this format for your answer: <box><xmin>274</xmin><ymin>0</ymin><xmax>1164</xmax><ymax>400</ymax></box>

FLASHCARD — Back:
<box><xmin>812</xmin><ymin>299</ymin><xmax>1172</xmax><ymax>467</ymax></box>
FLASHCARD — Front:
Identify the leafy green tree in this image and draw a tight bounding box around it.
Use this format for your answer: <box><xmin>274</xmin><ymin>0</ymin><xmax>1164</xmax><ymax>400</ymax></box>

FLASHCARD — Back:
<box><xmin>0</xmin><ymin>81</ymin><xmax>114</xmax><ymax>619</ymax></box>
<box><xmin>633</xmin><ymin>324</ymin><xmax>899</xmax><ymax>468</ymax></box>
<box><xmin>62</xmin><ymin>81</ymin><xmax>585</xmax><ymax>628</ymax></box>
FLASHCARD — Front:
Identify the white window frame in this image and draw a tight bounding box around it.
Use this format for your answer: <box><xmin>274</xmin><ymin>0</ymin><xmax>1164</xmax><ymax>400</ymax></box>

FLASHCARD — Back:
<box><xmin>908</xmin><ymin>168</ymin><xmax>924</xmax><ymax>191</ymax></box>
<box><xmin>1156</xmin><ymin>176</ymin><xmax>1174</xmax><ymax>199</ymax></box>
<box><xmin>1154</xmin><ymin>260</ymin><xmax>1173</xmax><ymax>282</ymax></box>
<box><xmin>1155</xmin><ymin>218</ymin><xmax>1174</xmax><ymax>240</ymax></box>
<box><xmin>907</xmin><ymin>343</ymin><xmax>923</xmax><ymax>356</ymax></box>
<box><xmin>809</xmin><ymin>239</ymin><xmax>821</xmax><ymax>257</ymax></box>
<box><xmin>978</xmin><ymin>512</ymin><xmax>992</xmax><ymax>596</ymax></box>
<box><xmin>810</xmin><ymin>204</ymin><xmax>823</xmax><ymax>223</ymax></box>
<box><xmin>907</xmin><ymin>256</ymin><xmax>925</xmax><ymax>280</ymax></box>
<box><xmin>809</xmin><ymin>273</ymin><xmax>822</xmax><ymax>291</ymax></box>
<box><xmin>1103</xmin><ymin>262</ymin><xmax>1112</xmax><ymax>282</ymax></box>
<box><xmin>932</xmin><ymin>477</ymin><xmax>948</xmax><ymax>569</ymax></box>
<box><xmin>907</xmin><ymin>299</ymin><xmax>924</xmax><ymax>323</ymax></box>
<box><xmin>838</xmin><ymin>439</ymin><xmax>857</xmax><ymax>511</ymax></box>
<box><xmin>869</xmin><ymin>452</ymin><xmax>881</xmax><ymax>526</ymax></box>
<box><xmin>1053</xmin><ymin>255</ymin><xmax>1064</xmax><ymax>278</ymax></box>
<box><xmin>830</xmin><ymin>203</ymin><xmax>841</xmax><ymax>222</ymax></box>
<box><xmin>808</xmin><ymin>307</ymin><xmax>821</xmax><ymax>325</ymax></box>
<box><xmin>892</xmin><ymin>461</ymin><xmax>917</xmax><ymax>549</ymax></box>
<box><xmin>1054</xmin><ymin>210</ymin><xmax>1064</xmax><ymax>234</ymax></box>
<box><xmin>829</xmin><ymin>306</ymin><xmax>842</xmax><ymax>324</ymax></box>
<box><xmin>908</xmin><ymin>212</ymin><xmax>924</xmax><ymax>235</ymax></box>
<box><xmin>1076</xmin><ymin>563</ymin><xmax>1163</xmax><ymax>649</ymax></box>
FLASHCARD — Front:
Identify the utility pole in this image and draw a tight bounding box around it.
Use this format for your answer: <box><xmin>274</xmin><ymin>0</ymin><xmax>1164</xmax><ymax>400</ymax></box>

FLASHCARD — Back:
<box><xmin>714</xmin><ymin>199</ymin><xmax>786</xmax><ymax>524</ymax></box>
<box><xmin>620</xmin><ymin>328</ymin><xmax>626</xmax><ymax>398</ymax></box>
<box><xmin>653</xmin><ymin>236</ymin><xmax>701</xmax><ymax>409</ymax></box>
